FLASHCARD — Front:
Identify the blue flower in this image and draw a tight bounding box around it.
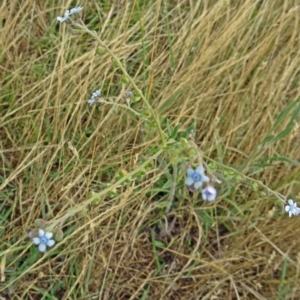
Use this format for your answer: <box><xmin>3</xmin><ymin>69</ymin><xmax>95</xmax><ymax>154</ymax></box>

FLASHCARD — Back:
<box><xmin>202</xmin><ymin>185</ymin><xmax>217</xmax><ymax>201</ymax></box>
<box><xmin>123</xmin><ymin>91</ymin><xmax>133</xmax><ymax>99</ymax></box>
<box><xmin>185</xmin><ymin>166</ymin><xmax>209</xmax><ymax>190</ymax></box>
<box><xmin>69</xmin><ymin>6</ymin><xmax>83</xmax><ymax>15</ymax></box>
<box><xmin>57</xmin><ymin>10</ymin><xmax>70</xmax><ymax>23</ymax></box>
<box><xmin>32</xmin><ymin>229</ymin><xmax>55</xmax><ymax>252</ymax></box>
<box><xmin>57</xmin><ymin>6</ymin><xmax>83</xmax><ymax>23</ymax></box>
<box><xmin>88</xmin><ymin>89</ymin><xmax>101</xmax><ymax>105</ymax></box>
<box><xmin>285</xmin><ymin>199</ymin><xmax>300</xmax><ymax>217</ymax></box>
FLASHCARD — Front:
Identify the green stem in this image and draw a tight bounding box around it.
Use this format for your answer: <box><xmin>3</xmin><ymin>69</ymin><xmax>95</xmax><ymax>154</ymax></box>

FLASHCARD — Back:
<box><xmin>203</xmin><ymin>155</ymin><xmax>286</xmax><ymax>204</ymax></box>
<box><xmin>49</xmin><ymin>148</ymin><xmax>165</xmax><ymax>225</ymax></box>
<box><xmin>74</xmin><ymin>22</ymin><xmax>166</xmax><ymax>146</ymax></box>
<box><xmin>99</xmin><ymin>98</ymin><xmax>141</xmax><ymax>117</ymax></box>
<box><xmin>165</xmin><ymin>163</ymin><xmax>178</xmax><ymax>214</ymax></box>
<box><xmin>189</xmin><ymin>139</ymin><xmax>285</xmax><ymax>204</ymax></box>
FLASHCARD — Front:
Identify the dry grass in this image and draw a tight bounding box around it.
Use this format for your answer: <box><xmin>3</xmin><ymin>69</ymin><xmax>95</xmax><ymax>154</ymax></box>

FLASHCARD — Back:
<box><xmin>1</xmin><ymin>0</ymin><xmax>300</xmax><ymax>299</ymax></box>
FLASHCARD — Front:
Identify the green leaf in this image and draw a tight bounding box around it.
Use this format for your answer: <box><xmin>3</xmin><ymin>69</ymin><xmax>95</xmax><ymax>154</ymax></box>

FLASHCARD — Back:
<box><xmin>112</xmin><ymin>59</ymin><xmax>119</xmax><ymax>69</ymax></box>
<box><xmin>121</xmin><ymin>75</ymin><xmax>129</xmax><ymax>84</ymax></box>
<box><xmin>162</xmin><ymin>179</ymin><xmax>174</xmax><ymax>189</ymax></box>
<box><xmin>181</xmin><ymin>124</ymin><xmax>195</xmax><ymax>139</ymax></box>
<box><xmin>261</xmin><ymin>134</ymin><xmax>275</xmax><ymax>145</ymax></box>
<box><xmin>153</xmin><ymin>240</ymin><xmax>166</xmax><ymax>248</ymax></box>
<box><xmin>251</xmin><ymin>182</ymin><xmax>258</xmax><ymax>191</ymax></box>
<box><xmin>96</xmin><ymin>47</ymin><xmax>105</xmax><ymax>55</ymax></box>
<box><xmin>271</xmin><ymin>124</ymin><xmax>294</xmax><ymax>144</ymax></box>
<box><xmin>260</xmin><ymin>99</ymin><xmax>300</xmax><ymax>147</ymax></box>
<box><xmin>133</xmin><ymin>95</ymin><xmax>141</xmax><ymax>102</ymax></box>
<box><xmin>276</xmin><ymin>156</ymin><xmax>300</xmax><ymax>166</ymax></box>
<box><xmin>272</xmin><ymin>98</ymin><xmax>299</xmax><ymax>132</ymax></box>
<box><xmin>169</xmin><ymin>125</ymin><xmax>180</xmax><ymax>139</ymax></box>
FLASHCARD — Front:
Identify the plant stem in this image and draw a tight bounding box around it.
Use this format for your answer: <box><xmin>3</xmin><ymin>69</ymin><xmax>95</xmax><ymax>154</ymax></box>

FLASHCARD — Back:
<box><xmin>74</xmin><ymin>22</ymin><xmax>166</xmax><ymax>146</ymax></box>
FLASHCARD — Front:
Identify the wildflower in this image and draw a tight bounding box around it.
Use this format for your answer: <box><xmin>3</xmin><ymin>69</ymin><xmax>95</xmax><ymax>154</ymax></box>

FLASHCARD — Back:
<box><xmin>285</xmin><ymin>199</ymin><xmax>300</xmax><ymax>217</ymax></box>
<box><xmin>202</xmin><ymin>185</ymin><xmax>217</xmax><ymax>201</ymax></box>
<box><xmin>57</xmin><ymin>6</ymin><xmax>83</xmax><ymax>23</ymax></box>
<box><xmin>88</xmin><ymin>89</ymin><xmax>101</xmax><ymax>105</ymax></box>
<box><xmin>185</xmin><ymin>166</ymin><xmax>209</xmax><ymax>190</ymax></box>
<box><xmin>57</xmin><ymin>10</ymin><xmax>70</xmax><ymax>23</ymax></box>
<box><xmin>189</xmin><ymin>129</ymin><xmax>195</xmax><ymax>139</ymax></box>
<box><xmin>69</xmin><ymin>6</ymin><xmax>83</xmax><ymax>15</ymax></box>
<box><xmin>32</xmin><ymin>229</ymin><xmax>55</xmax><ymax>252</ymax></box>
<box><xmin>123</xmin><ymin>91</ymin><xmax>133</xmax><ymax>100</ymax></box>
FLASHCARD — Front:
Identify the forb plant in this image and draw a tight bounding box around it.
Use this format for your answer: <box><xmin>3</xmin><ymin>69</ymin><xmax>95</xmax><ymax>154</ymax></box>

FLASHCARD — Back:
<box><xmin>23</xmin><ymin>6</ymin><xmax>300</xmax><ymax>255</ymax></box>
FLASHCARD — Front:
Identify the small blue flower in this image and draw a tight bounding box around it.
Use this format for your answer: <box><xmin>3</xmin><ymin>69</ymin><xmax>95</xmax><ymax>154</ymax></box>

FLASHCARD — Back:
<box><xmin>88</xmin><ymin>89</ymin><xmax>101</xmax><ymax>105</ymax></box>
<box><xmin>69</xmin><ymin>6</ymin><xmax>83</xmax><ymax>15</ymax></box>
<box><xmin>202</xmin><ymin>185</ymin><xmax>217</xmax><ymax>201</ymax></box>
<box><xmin>57</xmin><ymin>10</ymin><xmax>70</xmax><ymax>23</ymax></box>
<box><xmin>32</xmin><ymin>229</ymin><xmax>55</xmax><ymax>252</ymax></box>
<box><xmin>285</xmin><ymin>199</ymin><xmax>300</xmax><ymax>217</ymax></box>
<box><xmin>123</xmin><ymin>91</ymin><xmax>133</xmax><ymax>99</ymax></box>
<box><xmin>57</xmin><ymin>6</ymin><xmax>83</xmax><ymax>23</ymax></box>
<box><xmin>185</xmin><ymin>166</ymin><xmax>209</xmax><ymax>190</ymax></box>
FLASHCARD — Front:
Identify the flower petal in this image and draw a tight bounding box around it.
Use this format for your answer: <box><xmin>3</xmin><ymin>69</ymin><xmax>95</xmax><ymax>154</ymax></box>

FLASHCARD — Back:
<box><xmin>194</xmin><ymin>181</ymin><xmax>203</xmax><ymax>190</ymax></box>
<box><xmin>295</xmin><ymin>208</ymin><xmax>300</xmax><ymax>216</ymax></box>
<box><xmin>38</xmin><ymin>229</ymin><xmax>45</xmax><ymax>237</ymax></box>
<box><xmin>32</xmin><ymin>237</ymin><xmax>40</xmax><ymax>245</ymax></box>
<box><xmin>47</xmin><ymin>239</ymin><xmax>55</xmax><ymax>247</ymax></box>
<box><xmin>202</xmin><ymin>186</ymin><xmax>217</xmax><ymax>201</ymax></box>
<box><xmin>57</xmin><ymin>16</ymin><xmax>68</xmax><ymax>22</ymax></box>
<box><xmin>38</xmin><ymin>243</ymin><xmax>47</xmax><ymax>252</ymax></box>
<box><xmin>285</xmin><ymin>205</ymin><xmax>290</xmax><ymax>212</ymax></box>
<box><xmin>207</xmin><ymin>190</ymin><xmax>217</xmax><ymax>202</ymax></box>
<box><xmin>207</xmin><ymin>194</ymin><xmax>216</xmax><ymax>201</ymax></box>
<box><xmin>187</xmin><ymin>168</ymin><xmax>194</xmax><ymax>176</ymax></box>
<box><xmin>288</xmin><ymin>199</ymin><xmax>294</xmax><ymax>205</ymax></box>
<box><xmin>93</xmin><ymin>90</ymin><xmax>101</xmax><ymax>97</ymax></box>
<box><xmin>195</xmin><ymin>166</ymin><xmax>204</xmax><ymax>175</ymax></box>
<box><xmin>185</xmin><ymin>177</ymin><xmax>194</xmax><ymax>185</ymax></box>
<box><xmin>70</xmin><ymin>6</ymin><xmax>83</xmax><ymax>14</ymax></box>
<box><xmin>202</xmin><ymin>175</ymin><xmax>210</xmax><ymax>183</ymax></box>
<box><xmin>45</xmin><ymin>232</ymin><xmax>53</xmax><ymax>239</ymax></box>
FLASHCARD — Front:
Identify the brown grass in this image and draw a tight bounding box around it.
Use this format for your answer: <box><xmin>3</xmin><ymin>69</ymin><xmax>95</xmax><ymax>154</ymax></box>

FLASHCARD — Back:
<box><xmin>1</xmin><ymin>0</ymin><xmax>300</xmax><ymax>299</ymax></box>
